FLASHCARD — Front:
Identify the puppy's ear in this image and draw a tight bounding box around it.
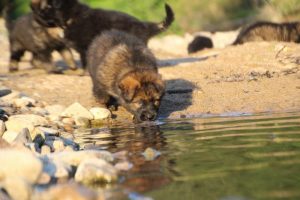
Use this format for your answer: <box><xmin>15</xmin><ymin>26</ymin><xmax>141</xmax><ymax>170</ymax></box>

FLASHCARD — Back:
<box><xmin>119</xmin><ymin>75</ymin><xmax>141</xmax><ymax>102</ymax></box>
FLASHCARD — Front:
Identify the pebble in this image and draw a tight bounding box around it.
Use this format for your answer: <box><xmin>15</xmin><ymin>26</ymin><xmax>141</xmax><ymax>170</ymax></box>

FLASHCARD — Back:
<box><xmin>42</xmin><ymin>157</ymin><xmax>72</xmax><ymax>179</ymax></box>
<box><xmin>0</xmin><ymin>120</ymin><xmax>5</xmax><ymax>137</ymax></box>
<box><xmin>53</xmin><ymin>139</ymin><xmax>65</xmax><ymax>152</ymax></box>
<box><xmin>75</xmin><ymin>158</ymin><xmax>118</xmax><ymax>184</ymax></box>
<box><xmin>32</xmin><ymin>183</ymin><xmax>100</xmax><ymax>200</ymax></box>
<box><xmin>12</xmin><ymin>128</ymin><xmax>32</xmax><ymax>145</ymax></box>
<box><xmin>2</xmin><ymin>130</ymin><xmax>19</xmax><ymax>144</ymax></box>
<box><xmin>0</xmin><ymin>88</ymin><xmax>12</xmax><ymax>97</ymax></box>
<box><xmin>0</xmin><ymin>149</ymin><xmax>43</xmax><ymax>184</ymax></box>
<box><xmin>61</xmin><ymin>102</ymin><xmax>93</xmax><ymax>120</ymax></box>
<box><xmin>89</xmin><ymin>107</ymin><xmax>111</xmax><ymax>120</ymax></box>
<box><xmin>1</xmin><ymin>178</ymin><xmax>32</xmax><ymax>200</ymax></box>
<box><xmin>114</xmin><ymin>161</ymin><xmax>133</xmax><ymax>171</ymax></box>
<box><xmin>45</xmin><ymin>104</ymin><xmax>66</xmax><ymax>116</ymax></box>
<box><xmin>5</xmin><ymin>114</ymin><xmax>48</xmax><ymax>134</ymax></box>
<box><xmin>41</xmin><ymin>145</ymin><xmax>51</xmax><ymax>155</ymax></box>
<box><xmin>47</xmin><ymin>150</ymin><xmax>114</xmax><ymax>167</ymax></box>
<box><xmin>142</xmin><ymin>147</ymin><xmax>161</xmax><ymax>161</ymax></box>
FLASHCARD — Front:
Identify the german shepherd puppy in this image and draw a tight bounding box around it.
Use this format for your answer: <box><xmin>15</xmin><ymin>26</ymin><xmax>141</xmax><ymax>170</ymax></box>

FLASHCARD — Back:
<box><xmin>87</xmin><ymin>30</ymin><xmax>165</xmax><ymax>123</ymax></box>
<box><xmin>188</xmin><ymin>36</ymin><xmax>213</xmax><ymax>54</ymax></box>
<box><xmin>3</xmin><ymin>1</ymin><xmax>77</xmax><ymax>72</ymax></box>
<box><xmin>233</xmin><ymin>21</ymin><xmax>300</xmax><ymax>45</ymax></box>
<box><xmin>30</xmin><ymin>0</ymin><xmax>175</xmax><ymax>67</ymax></box>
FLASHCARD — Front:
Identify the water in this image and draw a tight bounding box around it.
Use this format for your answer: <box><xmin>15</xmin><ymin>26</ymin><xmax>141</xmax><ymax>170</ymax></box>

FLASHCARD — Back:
<box><xmin>74</xmin><ymin>111</ymin><xmax>300</xmax><ymax>200</ymax></box>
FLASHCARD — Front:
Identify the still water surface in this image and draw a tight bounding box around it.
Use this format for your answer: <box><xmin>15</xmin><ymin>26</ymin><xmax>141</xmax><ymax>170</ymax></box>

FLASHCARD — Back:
<box><xmin>75</xmin><ymin>112</ymin><xmax>300</xmax><ymax>200</ymax></box>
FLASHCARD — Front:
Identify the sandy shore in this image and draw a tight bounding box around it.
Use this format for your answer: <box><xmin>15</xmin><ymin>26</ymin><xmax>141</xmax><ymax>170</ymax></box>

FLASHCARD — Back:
<box><xmin>0</xmin><ymin>20</ymin><xmax>299</xmax><ymax>120</ymax></box>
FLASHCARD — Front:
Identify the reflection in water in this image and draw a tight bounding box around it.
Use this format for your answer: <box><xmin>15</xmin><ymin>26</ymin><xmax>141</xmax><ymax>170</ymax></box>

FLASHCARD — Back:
<box><xmin>74</xmin><ymin>112</ymin><xmax>300</xmax><ymax>200</ymax></box>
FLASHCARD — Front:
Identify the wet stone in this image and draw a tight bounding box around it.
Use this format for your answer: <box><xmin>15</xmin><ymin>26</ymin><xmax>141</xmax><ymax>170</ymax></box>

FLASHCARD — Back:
<box><xmin>90</xmin><ymin>107</ymin><xmax>111</xmax><ymax>120</ymax></box>
<box><xmin>61</xmin><ymin>102</ymin><xmax>93</xmax><ymax>120</ymax></box>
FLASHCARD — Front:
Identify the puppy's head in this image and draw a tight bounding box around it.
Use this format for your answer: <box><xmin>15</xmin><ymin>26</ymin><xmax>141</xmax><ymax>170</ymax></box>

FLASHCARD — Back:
<box><xmin>118</xmin><ymin>71</ymin><xmax>165</xmax><ymax>123</ymax></box>
<box><xmin>30</xmin><ymin>0</ymin><xmax>77</xmax><ymax>27</ymax></box>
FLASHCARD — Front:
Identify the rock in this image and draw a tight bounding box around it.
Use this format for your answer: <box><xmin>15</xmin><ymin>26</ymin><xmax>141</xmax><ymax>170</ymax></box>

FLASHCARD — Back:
<box><xmin>53</xmin><ymin>140</ymin><xmax>65</xmax><ymax>152</ymax></box>
<box><xmin>47</xmin><ymin>150</ymin><xmax>114</xmax><ymax>167</ymax></box>
<box><xmin>0</xmin><ymin>149</ymin><xmax>43</xmax><ymax>184</ymax></box>
<box><xmin>0</xmin><ymin>190</ymin><xmax>10</xmax><ymax>200</ymax></box>
<box><xmin>45</xmin><ymin>104</ymin><xmax>66</xmax><ymax>116</ymax></box>
<box><xmin>64</xmin><ymin>145</ymin><xmax>75</xmax><ymax>152</ymax></box>
<box><xmin>1</xmin><ymin>91</ymin><xmax>22</xmax><ymax>102</ymax></box>
<box><xmin>74</xmin><ymin>117</ymin><xmax>90</xmax><ymax>127</ymax></box>
<box><xmin>62</xmin><ymin>117</ymin><xmax>75</xmax><ymax>125</ymax></box>
<box><xmin>12</xmin><ymin>128</ymin><xmax>32</xmax><ymax>145</ymax></box>
<box><xmin>42</xmin><ymin>157</ymin><xmax>71</xmax><ymax>179</ymax></box>
<box><xmin>32</xmin><ymin>183</ymin><xmax>100</xmax><ymax>200</ymax></box>
<box><xmin>1</xmin><ymin>178</ymin><xmax>32</xmax><ymax>200</ymax></box>
<box><xmin>37</xmin><ymin>172</ymin><xmax>51</xmax><ymax>185</ymax></box>
<box><xmin>25</xmin><ymin>142</ymin><xmax>39</xmax><ymax>153</ymax></box>
<box><xmin>2</xmin><ymin>130</ymin><xmax>19</xmax><ymax>144</ymax></box>
<box><xmin>13</xmin><ymin>97</ymin><xmax>36</xmax><ymax>108</ymax></box>
<box><xmin>114</xmin><ymin>161</ymin><xmax>133</xmax><ymax>171</ymax></box>
<box><xmin>75</xmin><ymin>158</ymin><xmax>118</xmax><ymax>184</ymax></box>
<box><xmin>0</xmin><ymin>138</ymin><xmax>10</xmax><ymax>148</ymax></box>
<box><xmin>5</xmin><ymin>114</ymin><xmax>48</xmax><ymax>134</ymax></box>
<box><xmin>0</xmin><ymin>120</ymin><xmax>5</xmax><ymax>137</ymax></box>
<box><xmin>89</xmin><ymin>107</ymin><xmax>111</xmax><ymax>120</ymax></box>
<box><xmin>37</xmin><ymin>127</ymin><xmax>59</xmax><ymax>136</ymax></box>
<box><xmin>41</xmin><ymin>145</ymin><xmax>51</xmax><ymax>155</ymax></box>
<box><xmin>30</xmin><ymin>107</ymin><xmax>49</xmax><ymax>116</ymax></box>
<box><xmin>142</xmin><ymin>147</ymin><xmax>161</xmax><ymax>161</ymax></box>
<box><xmin>61</xmin><ymin>102</ymin><xmax>93</xmax><ymax>120</ymax></box>
<box><xmin>0</xmin><ymin>88</ymin><xmax>12</xmax><ymax>98</ymax></box>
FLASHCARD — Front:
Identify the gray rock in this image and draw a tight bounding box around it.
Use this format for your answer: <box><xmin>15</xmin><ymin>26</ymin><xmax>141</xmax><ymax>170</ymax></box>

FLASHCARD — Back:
<box><xmin>0</xmin><ymin>178</ymin><xmax>32</xmax><ymax>200</ymax></box>
<box><xmin>48</xmin><ymin>150</ymin><xmax>114</xmax><ymax>167</ymax></box>
<box><xmin>75</xmin><ymin>158</ymin><xmax>117</xmax><ymax>184</ymax></box>
<box><xmin>0</xmin><ymin>88</ymin><xmax>12</xmax><ymax>98</ymax></box>
<box><xmin>42</xmin><ymin>157</ymin><xmax>71</xmax><ymax>179</ymax></box>
<box><xmin>5</xmin><ymin>114</ymin><xmax>48</xmax><ymax>134</ymax></box>
<box><xmin>0</xmin><ymin>120</ymin><xmax>5</xmax><ymax>137</ymax></box>
<box><xmin>89</xmin><ymin>107</ymin><xmax>111</xmax><ymax>120</ymax></box>
<box><xmin>61</xmin><ymin>102</ymin><xmax>93</xmax><ymax>120</ymax></box>
<box><xmin>2</xmin><ymin>130</ymin><xmax>19</xmax><ymax>144</ymax></box>
<box><xmin>0</xmin><ymin>149</ymin><xmax>43</xmax><ymax>184</ymax></box>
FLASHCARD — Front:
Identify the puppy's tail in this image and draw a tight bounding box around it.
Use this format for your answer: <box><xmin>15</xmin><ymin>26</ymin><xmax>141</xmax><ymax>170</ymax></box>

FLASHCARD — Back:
<box><xmin>3</xmin><ymin>1</ymin><xmax>15</xmax><ymax>32</ymax></box>
<box><xmin>149</xmin><ymin>3</ymin><xmax>174</xmax><ymax>37</ymax></box>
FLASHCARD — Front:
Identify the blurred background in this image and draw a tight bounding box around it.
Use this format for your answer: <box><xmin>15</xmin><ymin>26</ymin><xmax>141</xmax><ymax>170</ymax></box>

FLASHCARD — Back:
<box><xmin>1</xmin><ymin>0</ymin><xmax>300</xmax><ymax>33</ymax></box>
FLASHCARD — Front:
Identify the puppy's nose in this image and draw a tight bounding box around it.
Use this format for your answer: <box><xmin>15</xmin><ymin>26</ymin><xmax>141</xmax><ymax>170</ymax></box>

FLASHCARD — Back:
<box><xmin>140</xmin><ymin>112</ymin><xmax>157</xmax><ymax>121</ymax></box>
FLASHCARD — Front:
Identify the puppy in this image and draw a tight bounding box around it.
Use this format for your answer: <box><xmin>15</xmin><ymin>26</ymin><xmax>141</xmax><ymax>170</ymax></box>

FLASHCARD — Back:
<box><xmin>188</xmin><ymin>36</ymin><xmax>213</xmax><ymax>54</ymax></box>
<box><xmin>3</xmin><ymin>1</ymin><xmax>77</xmax><ymax>72</ymax></box>
<box><xmin>87</xmin><ymin>30</ymin><xmax>165</xmax><ymax>123</ymax></box>
<box><xmin>233</xmin><ymin>21</ymin><xmax>300</xmax><ymax>45</ymax></box>
<box><xmin>30</xmin><ymin>0</ymin><xmax>174</xmax><ymax>67</ymax></box>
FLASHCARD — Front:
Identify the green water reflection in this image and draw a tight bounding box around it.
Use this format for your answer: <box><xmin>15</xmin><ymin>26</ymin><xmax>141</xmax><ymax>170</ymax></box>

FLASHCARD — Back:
<box><xmin>75</xmin><ymin>112</ymin><xmax>300</xmax><ymax>200</ymax></box>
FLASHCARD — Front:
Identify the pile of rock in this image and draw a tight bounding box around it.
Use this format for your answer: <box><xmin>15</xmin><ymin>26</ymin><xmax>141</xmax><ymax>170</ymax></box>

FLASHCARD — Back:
<box><xmin>0</xmin><ymin>86</ymin><xmax>130</xmax><ymax>200</ymax></box>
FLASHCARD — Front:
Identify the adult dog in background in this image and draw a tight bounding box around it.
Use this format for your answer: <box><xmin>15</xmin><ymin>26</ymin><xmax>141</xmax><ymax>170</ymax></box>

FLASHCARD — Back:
<box><xmin>30</xmin><ymin>0</ymin><xmax>175</xmax><ymax>67</ymax></box>
<box><xmin>233</xmin><ymin>21</ymin><xmax>300</xmax><ymax>45</ymax></box>
<box><xmin>3</xmin><ymin>0</ymin><xmax>76</xmax><ymax>72</ymax></box>
<box><xmin>87</xmin><ymin>30</ymin><xmax>165</xmax><ymax>123</ymax></box>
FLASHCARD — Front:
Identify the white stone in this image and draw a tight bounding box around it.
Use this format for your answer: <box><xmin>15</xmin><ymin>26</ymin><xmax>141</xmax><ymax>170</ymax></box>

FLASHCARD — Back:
<box><xmin>89</xmin><ymin>107</ymin><xmax>111</xmax><ymax>120</ymax></box>
<box><xmin>1</xmin><ymin>178</ymin><xmax>32</xmax><ymax>200</ymax></box>
<box><xmin>48</xmin><ymin>150</ymin><xmax>114</xmax><ymax>167</ymax></box>
<box><xmin>41</xmin><ymin>145</ymin><xmax>51</xmax><ymax>155</ymax></box>
<box><xmin>45</xmin><ymin>104</ymin><xmax>66</xmax><ymax>116</ymax></box>
<box><xmin>42</xmin><ymin>157</ymin><xmax>71</xmax><ymax>179</ymax></box>
<box><xmin>53</xmin><ymin>140</ymin><xmax>65</xmax><ymax>152</ymax></box>
<box><xmin>0</xmin><ymin>120</ymin><xmax>5</xmax><ymax>137</ymax></box>
<box><xmin>12</xmin><ymin>128</ymin><xmax>32</xmax><ymax>145</ymax></box>
<box><xmin>75</xmin><ymin>158</ymin><xmax>117</xmax><ymax>184</ymax></box>
<box><xmin>0</xmin><ymin>149</ymin><xmax>43</xmax><ymax>184</ymax></box>
<box><xmin>61</xmin><ymin>102</ymin><xmax>93</xmax><ymax>120</ymax></box>
<box><xmin>5</xmin><ymin>114</ymin><xmax>48</xmax><ymax>134</ymax></box>
<box><xmin>14</xmin><ymin>97</ymin><xmax>36</xmax><ymax>108</ymax></box>
<box><xmin>2</xmin><ymin>130</ymin><xmax>19</xmax><ymax>144</ymax></box>
<box><xmin>74</xmin><ymin>117</ymin><xmax>90</xmax><ymax>127</ymax></box>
